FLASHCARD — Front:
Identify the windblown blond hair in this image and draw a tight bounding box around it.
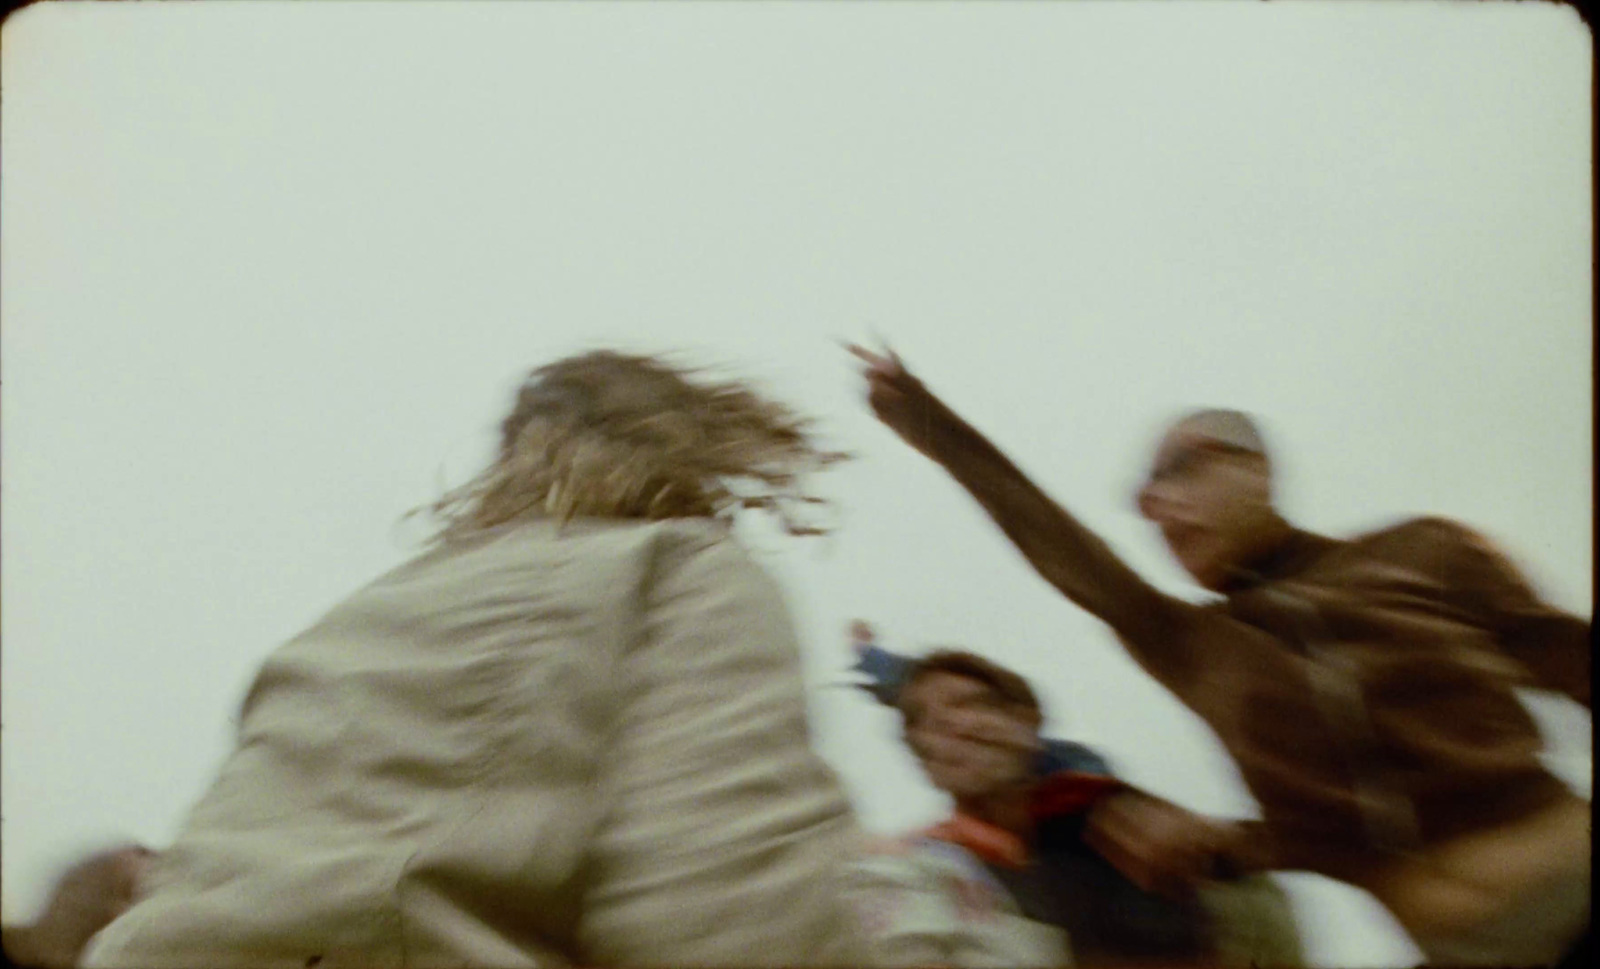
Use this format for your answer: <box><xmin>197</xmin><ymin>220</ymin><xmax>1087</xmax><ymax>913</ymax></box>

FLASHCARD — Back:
<box><xmin>417</xmin><ymin>350</ymin><xmax>849</xmax><ymax>543</ymax></box>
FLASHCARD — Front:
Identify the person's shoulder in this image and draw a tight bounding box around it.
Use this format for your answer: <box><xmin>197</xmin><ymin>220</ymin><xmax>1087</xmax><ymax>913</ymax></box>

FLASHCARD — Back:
<box><xmin>640</xmin><ymin>518</ymin><xmax>760</xmax><ymax>578</ymax></box>
<box><xmin>488</xmin><ymin>516</ymin><xmax>744</xmax><ymax>571</ymax></box>
<box><xmin>411</xmin><ymin>517</ymin><xmax>753</xmax><ymax>599</ymax></box>
<box><xmin>1345</xmin><ymin>515</ymin><xmax>1493</xmax><ymax>561</ymax></box>
<box><xmin>1331</xmin><ymin>516</ymin><xmax>1522</xmax><ymax>587</ymax></box>
<box><xmin>624</xmin><ymin>520</ymin><xmax>796</xmax><ymax>615</ymax></box>
<box><xmin>647</xmin><ymin>516</ymin><xmax>743</xmax><ymax>554</ymax></box>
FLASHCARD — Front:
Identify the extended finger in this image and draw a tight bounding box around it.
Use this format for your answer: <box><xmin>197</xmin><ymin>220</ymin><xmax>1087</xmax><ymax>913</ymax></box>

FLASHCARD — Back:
<box><xmin>844</xmin><ymin>342</ymin><xmax>890</xmax><ymax>368</ymax></box>
<box><xmin>846</xmin><ymin>341</ymin><xmax>910</xmax><ymax>382</ymax></box>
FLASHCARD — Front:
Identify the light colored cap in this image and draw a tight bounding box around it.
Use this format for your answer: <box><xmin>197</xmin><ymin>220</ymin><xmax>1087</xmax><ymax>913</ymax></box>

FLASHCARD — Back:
<box><xmin>1169</xmin><ymin>408</ymin><xmax>1266</xmax><ymax>455</ymax></box>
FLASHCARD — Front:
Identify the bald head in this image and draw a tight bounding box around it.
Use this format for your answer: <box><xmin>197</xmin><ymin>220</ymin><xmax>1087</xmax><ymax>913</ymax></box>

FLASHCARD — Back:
<box><xmin>1138</xmin><ymin>407</ymin><xmax>1287</xmax><ymax>590</ymax></box>
<box><xmin>1168</xmin><ymin>409</ymin><xmax>1267</xmax><ymax>458</ymax></box>
<box><xmin>1148</xmin><ymin>408</ymin><xmax>1272</xmax><ymax>489</ymax></box>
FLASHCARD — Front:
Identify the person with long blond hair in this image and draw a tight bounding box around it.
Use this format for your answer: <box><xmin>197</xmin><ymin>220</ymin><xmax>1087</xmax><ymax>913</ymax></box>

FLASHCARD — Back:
<box><xmin>84</xmin><ymin>350</ymin><xmax>869</xmax><ymax>968</ymax></box>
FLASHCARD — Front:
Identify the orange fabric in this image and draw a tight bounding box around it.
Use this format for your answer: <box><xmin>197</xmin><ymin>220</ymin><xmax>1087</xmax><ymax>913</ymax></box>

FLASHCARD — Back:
<box><xmin>922</xmin><ymin>813</ymin><xmax>1030</xmax><ymax>870</ymax></box>
<box><xmin>1029</xmin><ymin>771</ymin><xmax>1125</xmax><ymax>819</ymax></box>
<box><xmin>922</xmin><ymin>773</ymin><xmax>1125</xmax><ymax>870</ymax></box>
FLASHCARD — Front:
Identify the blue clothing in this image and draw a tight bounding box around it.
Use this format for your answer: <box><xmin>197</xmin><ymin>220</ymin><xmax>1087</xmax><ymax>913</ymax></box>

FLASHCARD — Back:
<box><xmin>849</xmin><ymin>640</ymin><xmax>1214</xmax><ymax>961</ymax></box>
<box><xmin>848</xmin><ymin>643</ymin><xmax>912</xmax><ymax>707</ymax></box>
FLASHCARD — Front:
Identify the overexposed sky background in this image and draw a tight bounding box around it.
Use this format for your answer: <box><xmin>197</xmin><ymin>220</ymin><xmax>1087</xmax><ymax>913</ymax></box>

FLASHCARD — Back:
<box><xmin>1</xmin><ymin>2</ymin><xmax>1590</xmax><ymax>965</ymax></box>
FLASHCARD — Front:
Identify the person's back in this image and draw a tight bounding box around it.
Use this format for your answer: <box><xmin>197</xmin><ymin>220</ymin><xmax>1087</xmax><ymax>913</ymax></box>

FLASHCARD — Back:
<box><xmin>86</xmin><ymin>519</ymin><xmax>866</xmax><ymax>968</ymax></box>
<box><xmin>85</xmin><ymin>350</ymin><xmax>870</xmax><ymax>967</ymax></box>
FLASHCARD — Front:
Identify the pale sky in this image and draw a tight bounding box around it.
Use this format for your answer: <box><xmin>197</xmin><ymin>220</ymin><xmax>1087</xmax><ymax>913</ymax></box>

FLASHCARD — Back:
<box><xmin>1</xmin><ymin>2</ymin><xmax>1591</xmax><ymax>966</ymax></box>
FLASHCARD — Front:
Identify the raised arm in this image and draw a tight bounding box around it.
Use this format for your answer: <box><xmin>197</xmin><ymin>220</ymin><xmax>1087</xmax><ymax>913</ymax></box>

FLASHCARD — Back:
<box><xmin>847</xmin><ymin>344</ymin><xmax>1180</xmax><ymax>645</ymax></box>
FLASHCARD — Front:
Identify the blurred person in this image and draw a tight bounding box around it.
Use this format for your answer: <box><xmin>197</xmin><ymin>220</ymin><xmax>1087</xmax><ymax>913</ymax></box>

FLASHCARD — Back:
<box><xmin>848</xmin><ymin>345</ymin><xmax>1590</xmax><ymax>967</ymax></box>
<box><xmin>847</xmin><ymin>628</ymin><xmax>1301</xmax><ymax>967</ymax></box>
<box><xmin>82</xmin><ymin>350</ymin><xmax>869</xmax><ymax>968</ymax></box>
<box><xmin>1</xmin><ymin>845</ymin><xmax>152</xmax><ymax>969</ymax></box>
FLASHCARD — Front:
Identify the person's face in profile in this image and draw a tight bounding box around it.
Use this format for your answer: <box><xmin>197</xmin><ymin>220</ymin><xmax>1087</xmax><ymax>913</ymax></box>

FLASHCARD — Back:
<box><xmin>1136</xmin><ymin>429</ymin><xmax>1274</xmax><ymax>590</ymax></box>
<box><xmin>901</xmin><ymin>671</ymin><xmax>1039</xmax><ymax>800</ymax></box>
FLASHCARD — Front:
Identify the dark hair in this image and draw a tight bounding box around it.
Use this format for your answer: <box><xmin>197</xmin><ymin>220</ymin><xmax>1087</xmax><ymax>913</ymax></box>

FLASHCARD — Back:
<box><xmin>898</xmin><ymin>649</ymin><xmax>1043</xmax><ymax>728</ymax></box>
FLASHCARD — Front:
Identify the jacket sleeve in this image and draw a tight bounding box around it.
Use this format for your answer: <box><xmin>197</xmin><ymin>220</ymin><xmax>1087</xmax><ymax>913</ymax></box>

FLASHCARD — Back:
<box><xmin>574</xmin><ymin>525</ymin><xmax>870</xmax><ymax>967</ymax></box>
<box><xmin>909</xmin><ymin>388</ymin><xmax>1182</xmax><ymax>646</ymax></box>
<box><xmin>1444</xmin><ymin>521</ymin><xmax>1591</xmax><ymax>707</ymax></box>
<box><xmin>901</xmin><ymin>385</ymin><xmax>1295</xmax><ymax>701</ymax></box>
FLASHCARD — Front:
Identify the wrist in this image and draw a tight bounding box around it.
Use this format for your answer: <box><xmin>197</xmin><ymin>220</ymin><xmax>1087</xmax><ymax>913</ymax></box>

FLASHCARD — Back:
<box><xmin>1214</xmin><ymin>821</ymin><xmax>1275</xmax><ymax>876</ymax></box>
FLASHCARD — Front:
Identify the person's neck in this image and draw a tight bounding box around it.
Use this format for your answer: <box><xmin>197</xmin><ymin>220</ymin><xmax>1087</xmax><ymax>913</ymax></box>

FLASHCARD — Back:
<box><xmin>954</xmin><ymin>786</ymin><xmax>1034</xmax><ymax>838</ymax></box>
<box><xmin>1221</xmin><ymin>515</ymin><xmax>1303</xmax><ymax>591</ymax></box>
<box><xmin>1250</xmin><ymin>514</ymin><xmax>1295</xmax><ymax>561</ymax></box>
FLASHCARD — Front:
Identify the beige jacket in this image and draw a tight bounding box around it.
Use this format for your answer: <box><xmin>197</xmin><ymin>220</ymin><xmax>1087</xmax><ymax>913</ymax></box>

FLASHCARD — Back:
<box><xmin>84</xmin><ymin>519</ymin><xmax>869</xmax><ymax>968</ymax></box>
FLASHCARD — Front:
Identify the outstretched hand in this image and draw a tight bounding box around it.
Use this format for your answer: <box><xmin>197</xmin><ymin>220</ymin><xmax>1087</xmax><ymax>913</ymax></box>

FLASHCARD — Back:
<box><xmin>844</xmin><ymin>342</ymin><xmax>942</xmax><ymax>455</ymax></box>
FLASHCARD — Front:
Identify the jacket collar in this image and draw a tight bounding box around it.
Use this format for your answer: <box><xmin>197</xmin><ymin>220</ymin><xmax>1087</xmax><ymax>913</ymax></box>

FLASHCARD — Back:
<box><xmin>922</xmin><ymin>772</ymin><xmax>1126</xmax><ymax>869</ymax></box>
<box><xmin>1222</xmin><ymin>527</ymin><xmax>1340</xmax><ymax>594</ymax></box>
<box><xmin>923</xmin><ymin>812</ymin><xmax>1030</xmax><ymax>869</ymax></box>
